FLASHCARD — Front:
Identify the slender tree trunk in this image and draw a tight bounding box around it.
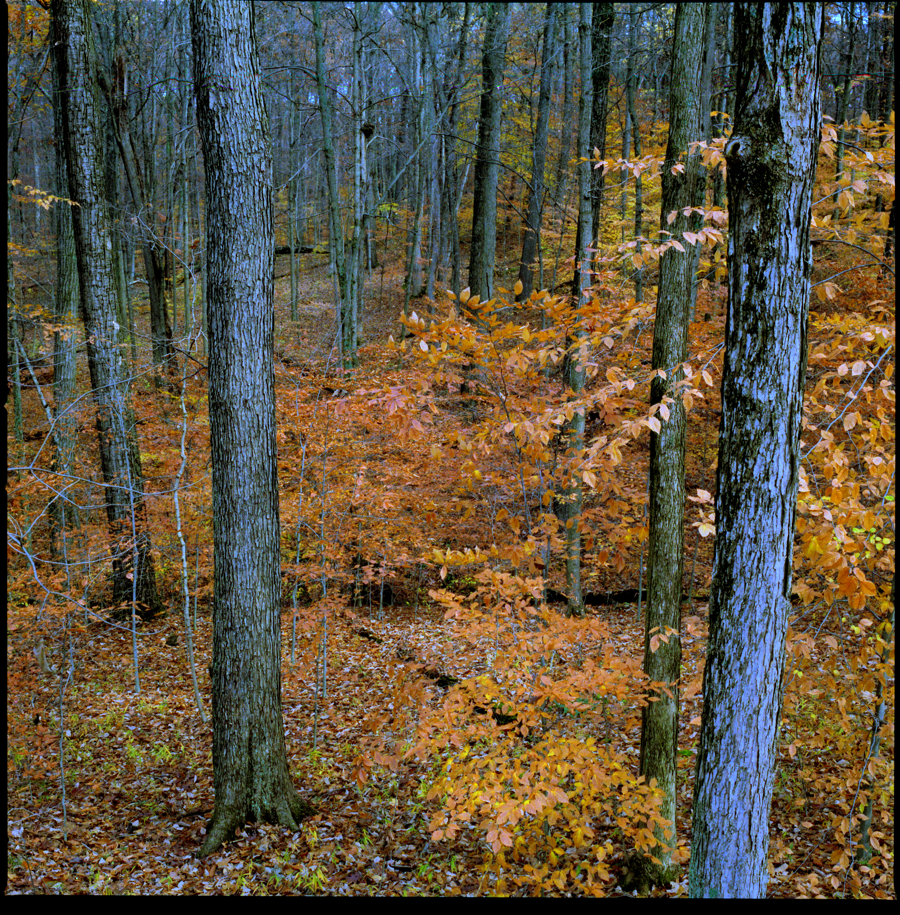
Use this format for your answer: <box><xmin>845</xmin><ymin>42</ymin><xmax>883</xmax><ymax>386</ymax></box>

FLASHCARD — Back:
<box><xmin>445</xmin><ymin>2</ymin><xmax>470</xmax><ymax>298</ymax></box>
<box><xmin>101</xmin><ymin>42</ymin><xmax>176</xmax><ymax>372</ymax></box>
<box><xmin>468</xmin><ymin>2</ymin><xmax>510</xmax><ymax>300</ymax></box>
<box><xmin>712</xmin><ymin>4</ymin><xmax>731</xmax><ymax>210</ymax></box>
<box><xmin>53</xmin><ymin>0</ymin><xmax>164</xmax><ymax>620</ymax></box>
<box><xmin>518</xmin><ymin>3</ymin><xmax>559</xmax><ymax>301</ymax></box>
<box><xmin>561</xmin><ymin>2</ymin><xmax>593</xmax><ymax>619</ymax></box>
<box><xmin>50</xmin><ymin>40</ymin><xmax>81</xmax><ymax>560</ymax></box>
<box><xmin>589</xmin><ymin>2</ymin><xmax>614</xmax><ymax>246</ymax></box>
<box><xmin>554</xmin><ymin>6</ymin><xmax>574</xmax><ymax>200</ymax></box>
<box><xmin>832</xmin><ymin>2</ymin><xmax>858</xmax><ymax>219</ymax></box>
<box><xmin>630</xmin><ymin>3</ymin><xmax>710</xmax><ymax>893</ymax></box>
<box><xmin>311</xmin><ymin>1</ymin><xmax>357</xmax><ymax>368</ymax></box>
<box><xmin>689</xmin><ymin>4</ymin><xmax>822</xmax><ymax>897</ymax></box>
<box><xmin>191</xmin><ymin>0</ymin><xmax>316</xmax><ymax>857</ymax></box>
<box><xmin>572</xmin><ymin>2</ymin><xmax>614</xmax><ymax>294</ymax></box>
<box><xmin>626</xmin><ymin>2</ymin><xmax>644</xmax><ymax>302</ymax></box>
<box><xmin>688</xmin><ymin>3</ymin><xmax>716</xmax><ymax>319</ymax></box>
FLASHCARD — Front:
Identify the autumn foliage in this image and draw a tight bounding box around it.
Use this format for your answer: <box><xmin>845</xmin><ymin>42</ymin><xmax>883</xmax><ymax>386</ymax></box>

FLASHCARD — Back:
<box><xmin>6</xmin><ymin>0</ymin><xmax>895</xmax><ymax>897</ymax></box>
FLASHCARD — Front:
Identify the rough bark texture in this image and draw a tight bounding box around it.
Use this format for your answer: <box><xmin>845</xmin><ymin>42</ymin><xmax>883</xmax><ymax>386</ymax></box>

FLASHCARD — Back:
<box><xmin>631</xmin><ymin>3</ymin><xmax>709</xmax><ymax>893</ymax></box>
<box><xmin>53</xmin><ymin>0</ymin><xmax>163</xmax><ymax>619</ymax></box>
<box><xmin>467</xmin><ymin>2</ymin><xmax>509</xmax><ymax>300</ymax></box>
<box><xmin>689</xmin><ymin>3</ymin><xmax>822</xmax><ymax>898</ymax></box>
<box><xmin>191</xmin><ymin>0</ymin><xmax>315</xmax><ymax>857</ymax></box>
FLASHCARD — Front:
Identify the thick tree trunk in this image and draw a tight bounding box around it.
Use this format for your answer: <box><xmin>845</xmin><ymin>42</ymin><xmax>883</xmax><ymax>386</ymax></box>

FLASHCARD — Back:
<box><xmin>53</xmin><ymin>0</ymin><xmax>163</xmax><ymax>620</ymax></box>
<box><xmin>518</xmin><ymin>4</ymin><xmax>558</xmax><ymax>301</ymax></box>
<box><xmin>191</xmin><ymin>0</ymin><xmax>315</xmax><ymax>857</ymax></box>
<box><xmin>631</xmin><ymin>6</ymin><xmax>710</xmax><ymax>892</ymax></box>
<box><xmin>467</xmin><ymin>2</ymin><xmax>509</xmax><ymax>301</ymax></box>
<box><xmin>689</xmin><ymin>3</ymin><xmax>822</xmax><ymax>898</ymax></box>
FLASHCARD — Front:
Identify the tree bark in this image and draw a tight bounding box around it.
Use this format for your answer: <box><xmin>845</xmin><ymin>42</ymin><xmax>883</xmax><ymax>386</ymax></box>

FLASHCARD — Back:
<box><xmin>561</xmin><ymin>2</ymin><xmax>593</xmax><ymax>619</ymax></box>
<box><xmin>631</xmin><ymin>5</ymin><xmax>709</xmax><ymax>892</ymax></box>
<box><xmin>53</xmin><ymin>0</ymin><xmax>163</xmax><ymax>620</ymax></box>
<box><xmin>467</xmin><ymin>2</ymin><xmax>509</xmax><ymax>301</ymax></box>
<box><xmin>100</xmin><ymin>39</ymin><xmax>176</xmax><ymax>371</ymax></box>
<box><xmin>49</xmin><ymin>36</ymin><xmax>81</xmax><ymax>560</ymax></box>
<box><xmin>311</xmin><ymin>1</ymin><xmax>357</xmax><ymax>368</ymax></box>
<box><xmin>625</xmin><ymin>2</ymin><xmax>644</xmax><ymax>302</ymax></box>
<box><xmin>572</xmin><ymin>1</ymin><xmax>614</xmax><ymax>295</ymax></box>
<box><xmin>191</xmin><ymin>0</ymin><xmax>316</xmax><ymax>857</ymax></box>
<box><xmin>517</xmin><ymin>3</ymin><xmax>558</xmax><ymax>301</ymax></box>
<box><xmin>689</xmin><ymin>3</ymin><xmax>822</xmax><ymax>898</ymax></box>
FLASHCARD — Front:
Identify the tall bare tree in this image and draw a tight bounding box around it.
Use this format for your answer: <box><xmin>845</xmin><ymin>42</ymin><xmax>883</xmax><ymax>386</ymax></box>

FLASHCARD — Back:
<box><xmin>559</xmin><ymin>2</ymin><xmax>593</xmax><ymax>619</ymax></box>
<box><xmin>630</xmin><ymin>3</ymin><xmax>711</xmax><ymax>893</ymax></box>
<box><xmin>517</xmin><ymin>3</ymin><xmax>559</xmax><ymax>301</ymax></box>
<box><xmin>468</xmin><ymin>2</ymin><xmax>510</xmax><ymax>300</ymax></box>
<box><xmin>191</xmin><ymin>0</ymin><xmax>316</xmax><ymax>856</ymax></box>
<box><xmin>53</xmin><ymin>0</ymin><xmax>163</xmax><ymax>619</ymax></box>
<box><xmin>312</xmin><ymin>0</ymin><xmax>357</xmax><ymax>367</ymax></box>
<box><xmin>49</xmin><ymin>33</ymin><xmax>80</xmax><ymax>561</ymax></box>
<box><xmin>689</xmin><ymin>3</ymin><xmax>823</xmax><ymax>897</ymax></box>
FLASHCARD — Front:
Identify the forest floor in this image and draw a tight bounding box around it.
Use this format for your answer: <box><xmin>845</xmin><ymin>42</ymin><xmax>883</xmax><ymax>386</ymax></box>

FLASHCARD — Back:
<box><xmin>7</xmin><ymin>240</ymin><xmax>895</xmax><ymax>896</ymax></box>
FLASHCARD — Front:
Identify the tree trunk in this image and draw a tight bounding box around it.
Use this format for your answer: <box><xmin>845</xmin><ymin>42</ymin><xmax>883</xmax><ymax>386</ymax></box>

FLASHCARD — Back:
<box><xmin>630</xmin><ymin>5</ymin><xmax>709</xmax><ymax>892</ymax></box>
<box><xmin>100</xmin><ymin>40</ymin><xmax>176</xmax><ymax>372</ymax></box>
<box><xmin>625</xmin><ymin>2</ymin><xmax>644</xmax><ymax>302</ymax></box>
<box><xmin>191</xmin><ymin>0</ymin><xmax>316</xmax><ymax>857</ymax></box>
<box><xmin>572</xmin><ymin>2</ymin><xmax>614</xmax><ymax>295</ymax></box>
<box><xmin>553</xmin><ymin>6</ymin><xmax>575</xmax><ymax>201</ymax></box>
<box><xmin>561</xmin><ymin>2</ymin><xmax>593</xmax><ymax>620</ymax></box>
<box><xmin>589</xmin><ymin>2</ymin><xmax>614</xmax><ymax>246</ymax></box>
<box><xmin>49</xmin><ymin>39</ymin><xmax>81</xmax><ymax>560</ymax></box>
<box><xmin>468</xmin><ymin>2</ymin><xmax>509</xmax><ymax>301</ymax></box>
<box><xmin>518</xmin><ymin>3</ymin><xmax>558</xmax><ymax>301</ymax></box>
<box><xmin>444</xmin><ymin>2</ymin><xmax>470</xmax><ymax>298</ymax></box>
<box><xmin>53</xmin><ymin>0</ymin><xmax>164</xmax><ymax>620</ymax></box>
<box><xmin>311</xmin><ymin>1</ymin><xmax>357</xmax><ymax>368</ymax></box>
<box><xmin>689</xmin><ymin>3</ymin><xmax>822</xmax><ymax>898</ymax></box>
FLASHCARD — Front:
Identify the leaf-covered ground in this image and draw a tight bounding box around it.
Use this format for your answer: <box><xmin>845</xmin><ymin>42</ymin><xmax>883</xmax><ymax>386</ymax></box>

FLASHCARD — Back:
<box><xmin>7</xmin><ymin>238</ymin><xmax>894</xmax><ymax>896</ymax></box>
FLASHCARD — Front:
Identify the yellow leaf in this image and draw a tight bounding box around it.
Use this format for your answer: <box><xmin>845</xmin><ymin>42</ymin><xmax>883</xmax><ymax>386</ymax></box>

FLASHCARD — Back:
<box><xmin>647</xmin><ymin>416</ymin><xmax>661</xmax><ymax>434</ymax></box>
<box><xmin>843</xmin><ymin>412</ymin><xmax>858</xmax><ymax>431</ymax></box>
<box><xmin>513</xmin><ymin>279</ymin><xmax>523</xmax><ymax>296</ymax></box>
<box><xmin>659</xmin><ymin>403</ymin><xmax>670</xmax><ymax>422</ymax></box>
<box><xmin>702</xmin><ymin>370</ymin><xmax>713</xmax><ymax>385</ymax></box>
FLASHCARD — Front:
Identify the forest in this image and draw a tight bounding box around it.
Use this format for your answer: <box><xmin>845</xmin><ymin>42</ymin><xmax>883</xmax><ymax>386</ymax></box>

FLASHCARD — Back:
<box><xmin>6</xmin><ymin>0</ymin><xmax>895</xmax><ymax>898</ymax></box>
